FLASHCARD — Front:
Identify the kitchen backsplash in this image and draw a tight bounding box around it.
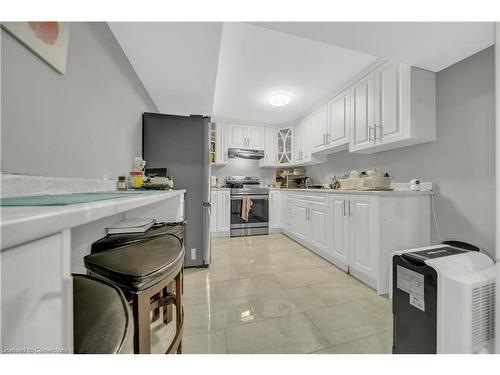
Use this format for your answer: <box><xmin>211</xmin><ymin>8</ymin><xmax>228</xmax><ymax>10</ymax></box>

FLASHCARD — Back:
<box><xmin>211</xmin><ymin>158</ymin><xmax>275</xmax><ymax>186</ymax></box>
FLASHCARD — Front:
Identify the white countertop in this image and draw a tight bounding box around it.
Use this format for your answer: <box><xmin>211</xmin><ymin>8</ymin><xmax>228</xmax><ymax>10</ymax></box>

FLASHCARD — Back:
<box><xmin>1</xmin><ymin>189</ymin><xmax>186</xmax><ymax>250</ymax></box>
<box><xmin>268</xmin><ymin>187</ymin><xmax>432</xmax><ymax>196</ymax></box>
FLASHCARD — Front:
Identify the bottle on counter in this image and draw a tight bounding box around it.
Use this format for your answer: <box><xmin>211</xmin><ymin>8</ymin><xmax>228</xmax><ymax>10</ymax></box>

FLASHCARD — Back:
<box><xmin>117</xmin><ymin>176</ymin><xmax>127</xmax><ymax>191</ymax></box>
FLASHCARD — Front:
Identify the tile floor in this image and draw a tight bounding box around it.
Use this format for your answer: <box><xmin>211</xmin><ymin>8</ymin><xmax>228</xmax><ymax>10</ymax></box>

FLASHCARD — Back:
<box><xmin>152</xmin><ymin>233</ymin><xmax>393</xmax><ymax>354</ymax></box>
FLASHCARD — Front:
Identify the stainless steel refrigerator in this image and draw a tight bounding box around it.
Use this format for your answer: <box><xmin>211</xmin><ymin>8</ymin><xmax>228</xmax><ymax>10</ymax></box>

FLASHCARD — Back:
<box><xmin>142</xmin><ymin>113</ymin><xmax>211</xmax><ymax>267</ymax></box>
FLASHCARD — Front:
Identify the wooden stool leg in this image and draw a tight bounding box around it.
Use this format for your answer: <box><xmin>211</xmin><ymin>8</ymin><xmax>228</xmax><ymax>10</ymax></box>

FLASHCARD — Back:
<box><xmin>175</xmin><ymin>271</ymin><xmax>183</xmax><ymax>354</ymax></box>
<box><xmin>152</xmin><ymin>293</ymin><xmax>160</xmax><ymax>323</ymax></box>
<box><xmin>132</xmin><ymin>292</ymin><xmax>152</xmax><ymax>354</ymax></box>
<box><xmin>163</xmin><ymin>284</ymin><xmax>173</xmax><ymax>324</ymax></box>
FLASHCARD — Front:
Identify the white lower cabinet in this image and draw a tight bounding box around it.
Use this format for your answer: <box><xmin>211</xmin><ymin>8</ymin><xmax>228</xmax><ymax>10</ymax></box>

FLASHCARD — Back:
<box><xmin>1</xmin><ymin>230</ymin><xmax>73</xmax><ymax>352</ymax></box>
<box><xmin>330</xmin><ymin>197</ymin><xmax>349</xmax><ymax>272</ymax></box>
<box><xmin>210</xmin><ymin>190</ymin><xmax>218</xmax><ymax>233</ymax></box>
<box><xmin>308</xmin><ymin>202</ymin><xmax>330</xmax><ymax>254</ymax></box>
<box><xmin>346</xmin><ymin>196</ymin><xmax>378</xmax><ymax>288</ymax></box>
<box><xmin>290</xmin><ymin>194</ymin><xmax>331</xmax><ymax>255</ymax></box>
<box><xmin>278</xmin><ymin>191</ymin><xmax>431</xmax><ymax>295</ymax></box>
<box><xmin>269</xmin><ymin>190</ymin><xmax>281</xmax><ymax>231</ymax></box>
<box><xmin>283</xmin><ymin>192</ymin><xmax>294</xmax><ymax>233</ymax></box>
<box><xmin>293</xmin><ymin>199</ymin><xmax>309</xmax><ymax>242</ymax></box>
<box><xmin>210</xmin><ymin>189</ymin><xmax>230</xmax><ymax>237</ymax></box>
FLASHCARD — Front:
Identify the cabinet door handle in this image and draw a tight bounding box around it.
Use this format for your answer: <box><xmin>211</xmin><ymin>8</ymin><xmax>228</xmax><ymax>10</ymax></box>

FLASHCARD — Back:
<box><xmin>343</xmin><ymin>200</ymin><xmax>347</xmax><ymax>216</ymax></box>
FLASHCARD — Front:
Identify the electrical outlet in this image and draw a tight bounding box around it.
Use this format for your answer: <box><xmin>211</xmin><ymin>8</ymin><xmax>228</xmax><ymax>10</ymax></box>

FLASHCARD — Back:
<box><xmin>191</xmin><ymin>248</ymin><xmax>197</xmax><ymax>260</ymax></box>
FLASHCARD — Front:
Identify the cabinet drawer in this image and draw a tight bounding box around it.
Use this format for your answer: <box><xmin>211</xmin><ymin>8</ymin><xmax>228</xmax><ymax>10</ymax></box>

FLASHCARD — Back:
<box><xmin>295</xmin><ymin>193</ymin><xmax>330</xmax><ymax>205</ymax></box>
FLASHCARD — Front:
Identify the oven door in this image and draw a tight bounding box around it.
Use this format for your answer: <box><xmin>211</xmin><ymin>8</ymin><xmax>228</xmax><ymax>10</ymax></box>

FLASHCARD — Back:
<box><xmin>230</xmin><ymin>194</ymin><xmax>269</xmax><ymax>236</ymax></box>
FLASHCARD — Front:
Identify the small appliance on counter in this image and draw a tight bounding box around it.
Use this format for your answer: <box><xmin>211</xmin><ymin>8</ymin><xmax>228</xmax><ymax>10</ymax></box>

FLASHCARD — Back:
<box><xmin>392</xmin><ymin>244</ymin><xmax>495</xmax><ymax>354</ymax></box>
<box><xmin>210</xmin><ymin>175</ymin><xmax>218</xmax><ymax>188</ymax></box>
<box><xmin>410</xmin><ymin>179</ymin><xmax>421</xmax><ymax>191</ymax></box>
<box><xmin>295</xmin><ymin>177</ymin><xmax>312</xmax><ymax>189</ymax></box>
<box><xmin>143</xmin><ymin>167</ymin><xmax>174</xmax><ymax>190</ymax></box>
<box><xmin>338</xmin><ymin>168</ymin><xmax>392</xmax><ymax>191</ymax></box>
<box><xmin>276</xmin><ymin>168</ymin><xmax>306</xmax><ymax>188</ymax></box>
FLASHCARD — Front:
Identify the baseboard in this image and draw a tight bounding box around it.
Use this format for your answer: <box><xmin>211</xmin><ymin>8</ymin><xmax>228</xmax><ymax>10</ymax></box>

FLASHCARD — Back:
<box><xmin>211</xmin><ymin>232</ymin><xmax>230</xmax><ymax>238</ymax></box>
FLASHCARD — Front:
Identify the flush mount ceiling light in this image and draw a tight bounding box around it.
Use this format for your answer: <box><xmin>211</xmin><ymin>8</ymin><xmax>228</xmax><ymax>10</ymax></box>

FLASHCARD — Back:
<box><xmin>268</xmin><ymin>91</ymin><xmax>291</xmax><ymax>107</ymax></box>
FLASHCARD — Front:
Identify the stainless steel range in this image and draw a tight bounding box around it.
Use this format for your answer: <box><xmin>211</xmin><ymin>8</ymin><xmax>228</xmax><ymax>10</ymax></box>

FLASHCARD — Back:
<box><xmin>226</xmin><ymin>176</ymin><xmax>269</xmax><ymax>237</ymax></box>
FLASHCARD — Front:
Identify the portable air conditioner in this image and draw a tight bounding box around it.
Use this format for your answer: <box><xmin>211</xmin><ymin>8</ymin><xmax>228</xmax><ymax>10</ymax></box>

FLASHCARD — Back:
<box><xmin>391</xmin><ymin>245</ymin><xmax>496</xmax><ymax>354</ymax></box>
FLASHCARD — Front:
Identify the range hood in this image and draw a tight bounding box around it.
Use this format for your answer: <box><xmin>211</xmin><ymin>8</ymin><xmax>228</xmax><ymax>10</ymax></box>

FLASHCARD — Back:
<box><xmin>228</xmin><ymin>148</ymin><xmax>264</xmax><ymax>160</ymax></box>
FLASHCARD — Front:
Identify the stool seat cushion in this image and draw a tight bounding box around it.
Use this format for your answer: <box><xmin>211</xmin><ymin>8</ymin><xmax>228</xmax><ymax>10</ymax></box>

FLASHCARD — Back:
<box><xmin>73</xmin><ymin>274</ymin><xmax>133</xmax><ymax>354</ymax></box>
<box><xmin>84</xmin><ymin>234</ymin><xmax>184</xmax><ymax>292</ymax></box>
<box><xmin>91</xmin><ymin>224</ymin><xmax>184</xmax><ymax>254</ymax></box>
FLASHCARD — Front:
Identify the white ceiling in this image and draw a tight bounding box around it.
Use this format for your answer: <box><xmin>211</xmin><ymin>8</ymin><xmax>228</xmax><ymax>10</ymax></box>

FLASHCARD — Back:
<box><xmin>109</xmin><ymin>22</ymin><xmax>223</xmax><ymax>116</ymax></box>
<box><xmin>212</xmin><ymin>23</ymin><xmax>377</xmax><ymax>125</ymax></box>
<box><xmin>249</xmin><ymin>22</ymin><xmax>495</xmax><ymax>72</ymax></box>
<box><xmin>111</xmin><ymin>22</ymin><xmax>495</xmax><ymax>125</ymax></box>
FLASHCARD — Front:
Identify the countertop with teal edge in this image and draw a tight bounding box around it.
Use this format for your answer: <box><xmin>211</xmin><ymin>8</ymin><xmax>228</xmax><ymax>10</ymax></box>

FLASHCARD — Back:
<box><xmin>0</xmin><ymin>191</ymin><xmax>145</xmax><ymax>206</ymax></box>
<box><xmin>1</xmin><ymin>189</ymin><xmax>186</xmax><ymax>250</ymax></box>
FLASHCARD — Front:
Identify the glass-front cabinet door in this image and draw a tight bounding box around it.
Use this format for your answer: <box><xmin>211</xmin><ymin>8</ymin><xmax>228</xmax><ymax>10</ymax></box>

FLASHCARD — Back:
<box><xmin>277</xmin><ymin>127</ymin><xmax>293</xmax><ymax>164</ymax></box>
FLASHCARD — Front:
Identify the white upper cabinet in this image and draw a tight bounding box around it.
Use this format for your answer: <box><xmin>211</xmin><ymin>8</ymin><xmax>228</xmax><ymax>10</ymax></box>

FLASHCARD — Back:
<box><xmin>294</xmin><ymin>119</ymin><xmax>306</xmax><ymax>162</ymax></box>
<box><xmin>228</xmin><ymin>124</ymin><xmax>247</xmax><ymax>148</ymax></box>
<box><xmin>350</xmin><ymin>73</ymin><xmax>375</xmax><ymax>151</ymax></box>
<box><xmin>211</xmin><ymin>122</ymin><xmax>228</xmax><ymax>165</ymax></box>
<box><xmin>374</xmin><ymin>61</ymin><xmax>404</xmax><ymax>143</ymax></box>
<box><xmin>277</xmin><ymin>127</ymin><xmax>294</xmax><ymax>165</ymax></box>
<box><xmin>246</xmin><ymin>126</ymin><xmax>265</xmax><ymax>149</ymax></box>
<box><xmin>327</xmin><ymin>89</ymin><xmax>350</xmax><ymax>151</ymax></box>
<box><xmin>260</xmin><ymin>127</ymin><xmax>277</xmax><ymax>167</ymax></box>
<box><xmin>309</xmin><ymin>90</ymin><xmax>350</xmax><ymax>155</ymax></box>
<box><xmin>349</xmin><ymin>61</ymin><xmax>436</xmax><ymax>153</ymax></box>
<box><xmin>311</xmin><ymin>105</ymin><xmax>329</xmax><ymax>153</ymax></box>
<box><xmin>227</xmin><ymin>123</ymin><xmax>265</xmax><ymax>150</ymax></box>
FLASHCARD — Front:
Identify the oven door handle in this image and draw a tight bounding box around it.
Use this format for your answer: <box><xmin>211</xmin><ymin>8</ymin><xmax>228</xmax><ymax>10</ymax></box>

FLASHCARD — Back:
<box><xmin>231</xmin><ymin>195</ymin><xmax>269</xmax><ymax>200</ymax></box>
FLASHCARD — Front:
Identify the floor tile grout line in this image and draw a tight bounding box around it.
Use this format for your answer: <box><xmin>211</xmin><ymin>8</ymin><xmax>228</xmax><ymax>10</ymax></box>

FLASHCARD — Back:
<box><xmin>183</xmin><ymin>234</ymin><xmax>392</xmax><ymax>353</ymax></box>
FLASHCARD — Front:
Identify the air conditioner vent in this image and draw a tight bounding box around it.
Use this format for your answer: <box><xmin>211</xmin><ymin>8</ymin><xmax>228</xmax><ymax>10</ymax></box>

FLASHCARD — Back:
<box><xmin>470</xmin><ymin>282</ymin><xmax>495</xmax><ymax>352</ymax></box>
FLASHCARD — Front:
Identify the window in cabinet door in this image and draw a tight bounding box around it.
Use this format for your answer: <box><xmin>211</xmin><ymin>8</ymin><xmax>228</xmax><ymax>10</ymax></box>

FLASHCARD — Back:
<box><xmin>277</xmin><ymin>127</ymin><xmax>293</xmax><ymax>164</ymax></box>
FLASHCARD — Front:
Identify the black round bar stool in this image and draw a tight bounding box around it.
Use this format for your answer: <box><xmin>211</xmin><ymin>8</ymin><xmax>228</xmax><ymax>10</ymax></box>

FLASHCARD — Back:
<box><xmin>73</xmin><ymin>274</ymin><xmax>134</xmax><ymax>354</ymax></box>
<box><xmin>84</xmin><ymin>224</ymin><xmax>185</xmax><ymax>354</ymax></box>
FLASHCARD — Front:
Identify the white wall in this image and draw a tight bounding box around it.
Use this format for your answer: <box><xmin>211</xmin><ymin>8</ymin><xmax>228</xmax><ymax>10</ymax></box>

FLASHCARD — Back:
<box><xmin>305</xmin><ymin>47</ymin><xmax>496</xmax><ymax>257</ymax></box>
<box><xmin>1</xmin><ymin>22</ymin><xmax>158</xmax><ymax>179</ymax></box>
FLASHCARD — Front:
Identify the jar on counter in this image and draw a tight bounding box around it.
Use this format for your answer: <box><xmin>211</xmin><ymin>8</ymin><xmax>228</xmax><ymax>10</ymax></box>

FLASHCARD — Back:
<box><xmin>117</xmin><ymin>176</ymin><xmax>127</xmax><ymax>191</ymax></box>
<box><xmin>129</xmin><ymin>171</ymin><xmax>144</xmax><ymax>189</ymax></box>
